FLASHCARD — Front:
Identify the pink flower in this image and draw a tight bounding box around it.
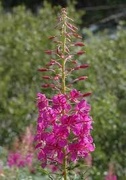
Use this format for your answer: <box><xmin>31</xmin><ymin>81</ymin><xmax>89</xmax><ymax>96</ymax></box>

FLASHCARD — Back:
<box><xmin>105</xmin><ymin>175</ymin><xmax>117</xmax><ymax>180</ymax></box>
<box><xmin>41</xmin><ymin>107</ymin><xmax>56</xmax><ymax>124</ymax></box>
<box><xmin>69</xmin><ymin>89</ymin><xmax>81</xmax><ymax>101</ymax></box>
<box><xmin>37</xmin><ymin>93</ymin><xmax>48</xmax><ymax>110</ymax></box>
<box><xmin>7</xmin><ymin>152</ymin><xmax>33</xmax><ymax>168</ymax></box>
<box><xmin>7</xmin><ymin>152</ymin><xmax>23</xmax><ymax>167</ymax></box>
<box><xmin>35</xmin><ymin>90</ymin><xmax>95</xmax><ymax>170</ymax></box>
<box><xmin>52</xmin><ymin>94</ymin><xmax>71</xmax><ymax>113</ymax></box>
<box><xmin>105</xmin><ymin>163</ymin><xmax>117</xmax><ymax>180</ymax></box>
<box><xmin>75</xmin><ymin>99</ymin><xmax>91</xmax><ymax>114</ymax></box>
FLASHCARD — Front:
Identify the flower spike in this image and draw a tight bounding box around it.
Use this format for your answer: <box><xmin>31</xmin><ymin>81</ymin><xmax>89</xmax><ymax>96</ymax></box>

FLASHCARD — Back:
<box><xmin>35</xmin><ymin>8</ymin><xmax>95</xmax><ymax>179</ymax></box>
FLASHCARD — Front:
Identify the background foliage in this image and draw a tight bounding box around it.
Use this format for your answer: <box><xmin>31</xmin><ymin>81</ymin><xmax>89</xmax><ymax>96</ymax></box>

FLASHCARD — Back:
<box><xmin>1</xmin><ymin>0</ymin><xmax>126</xmax><ymax>10</ymax></box>
<box><xmin>0</xmin><ymin>1</ymin><xmax>126</xmax><ymax>179</ymax></box>
<box><xmin>1</xmin><ymin>0</ymin><xmax>126</xmax><ymax>26</ymax></box>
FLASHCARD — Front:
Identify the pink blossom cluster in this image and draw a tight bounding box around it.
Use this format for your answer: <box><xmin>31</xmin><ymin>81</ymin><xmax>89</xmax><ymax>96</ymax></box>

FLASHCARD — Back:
<box><xmin>7</xmin><ymin>125</ymin><xmax>34</xmax><ymax>169</ymax></box>
<box><xmin>105</xmin><ymin>174</ymin><xmax>117</xmax><ymax>180</ymax></box>
<box><xmin>35</xmin><ymin>89</ymin><xmax>95</xmax><ymax>169</ymax></box>
<box><xmin>105</xmin><ymin>163</ymin><xmax>117</xmax><ymax>180</ymax></box>
<box><xmin>7</xmin><ymin>152</ymin><xmax>33</xmax><ymax>168</ymax></box>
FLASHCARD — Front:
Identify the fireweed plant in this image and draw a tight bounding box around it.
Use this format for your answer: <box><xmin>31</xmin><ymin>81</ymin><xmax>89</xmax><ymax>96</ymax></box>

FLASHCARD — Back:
<box><xmin>7</xmin><ymin>125</ymin><xmax>34</xmax><ymax>169</ymax></box>
<box><xmin>35</xmin><ymin>8</ymin><xmax>95</xmax><ymax>179</ymax></box>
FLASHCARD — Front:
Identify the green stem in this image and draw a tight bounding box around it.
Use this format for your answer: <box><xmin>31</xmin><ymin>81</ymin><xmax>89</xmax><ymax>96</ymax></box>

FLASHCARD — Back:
<box><xmin>61</xmin><ymin>11</ymin><xmax>67</xmax><ymax>180</ymax></box>
<box><xmin>61</xmin><ymin>21</ymin><xmax>66</xmax><ymax>94</ymax></box>
<box><xmin>63</xmin><ymin>149</ymin><xmax>67</xmax><ymax>180</ymax></box>
<box><xmin>62</xmin><ymin>59</ymin><xmax>66</xmax><ymax>94</ymax></box>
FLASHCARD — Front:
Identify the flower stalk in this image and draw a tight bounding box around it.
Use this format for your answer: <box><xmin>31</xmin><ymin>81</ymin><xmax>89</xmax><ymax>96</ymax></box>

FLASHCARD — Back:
<box><xmin>61</xmin><ymin>8</ymin><xmax>68</xmax><ymax>180</ymax></box>
<box><xmin>35</xmin><ymin>8</ymin><xmax>95</xmax><ymax>179</ymax></box>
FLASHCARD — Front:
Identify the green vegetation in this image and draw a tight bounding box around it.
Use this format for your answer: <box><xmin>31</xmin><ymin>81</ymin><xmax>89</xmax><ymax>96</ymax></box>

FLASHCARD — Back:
<box><xmin>83</xmin><ymin>24</ymin><xmax>126</xmax><ymax>178</ymax></box>
<box><xmin>0</xmin><ymin>2</ymin><xmax>126</xmax><ymax>179</ymax></box>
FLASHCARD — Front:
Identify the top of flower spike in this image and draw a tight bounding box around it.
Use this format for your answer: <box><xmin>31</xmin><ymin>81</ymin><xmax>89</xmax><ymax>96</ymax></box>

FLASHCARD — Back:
<box><xmin>61</xmin><ymin>8</ymin><xmax>74</xmax><ymax>21</ymax></box>
<box><xmin>38</xmin><ymin>8</ymin><xmax>89</xmax><ymax>95</ymax></box>
<box><xmin>61</xmin><ymin>8</ymin><xmax>67</xmax><ymax>14</ymax></box>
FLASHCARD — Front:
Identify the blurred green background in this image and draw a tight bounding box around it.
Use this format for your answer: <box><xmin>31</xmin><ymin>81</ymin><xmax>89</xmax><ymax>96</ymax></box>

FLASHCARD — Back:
<box><xmin>0</xmin><ymin>0</ymin><xmax>126</xmax><ymax>179</ymax></box>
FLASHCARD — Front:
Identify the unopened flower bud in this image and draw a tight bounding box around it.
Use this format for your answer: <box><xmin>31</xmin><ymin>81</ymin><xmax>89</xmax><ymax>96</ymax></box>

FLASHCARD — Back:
<box><xmin>71</xmin><ymin>60</ymin><xmax>77</xmax><ymax>64</ymax></box>
<box><xmin>56</xmin><ymin>46</ymin><xmax>62</xmax><ymax>56</ymax></box>
<box><xmin>74</xmin><ymin>42</ymin><xmax>85</xmax><ymax>46</ymax></box>
<box><xmin>74</xmin><ymin>64</ymin><xmax>89</xmax><ymax>70</ymax></box>
<box><xmin>48</xmin><ymin>36</ymin><xmax>56</xmax><ymax>40</ymax></box>
<box><xmin>82</xmin><ymin>92</ymin><xmax>92</xmax><ymax>97</ymax></box>
<box><xmin>66</xmin><ymin>23</ymin><xmax>76</xmax><ymax>33</ymax></box>
<box><xmin>42</xmin><ymin>76</ymin><xmax>51</xmax><ymax>80</ymax></box>
<box><xmin>42</xmin><ymin>84</ymin><xmax>50</xmax><ymax>88</ymax></box>
<box><xmin>45</xmin><ymin>50</ymin><xmax>53</xmax><ymax>55</ymax></box>
<box><xmin>80</xmin><ymin>64</ymin><xmax>89</xmax><ymax>68</ymax></box>
<box><xmin>77</xmin><ymin>51</ymin><xmax>85</xmax><ymax>55</ymax></box>
<box><xmin>73</xmin><ymin>33</ymin><xmax>82</xmax><ymax>39</ymax></box>
<box><xmin>78</xmin><ymin>76</ymin><xmax>88</xmax><ymax>80</ymax></box>
<box><xmin>72</xmin><ymin>76</ymin><xmax>88</xmax><ymax>83</ymax></box>
<box><xmin>54</xmin><ymin>75</ymin><xmax>60</xmax><ymax>80</ymax></box>
<box><xmin>67</xmin><ymin>22</ymin><xmax>78</xmax><ymax>31</ymax></box>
